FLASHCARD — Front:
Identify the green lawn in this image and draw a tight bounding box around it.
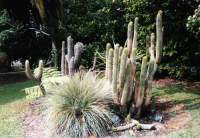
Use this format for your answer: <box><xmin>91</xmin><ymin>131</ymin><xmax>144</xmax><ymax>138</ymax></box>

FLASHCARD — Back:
<box><xmin>0</xmin><ymin>81</ymin><xmax>36</xmax><ymax>138</ymax></box>
<box><xmin>0</xmin><ymin>81</ymin><xmax>199</xmax><ymax>138</ymax></box>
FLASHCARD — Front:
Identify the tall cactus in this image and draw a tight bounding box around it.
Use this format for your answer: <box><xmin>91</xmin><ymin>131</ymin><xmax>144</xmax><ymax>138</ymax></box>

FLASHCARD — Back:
<box><xmin>120</xmin><ymin>59</ymin><xmax>132</xmax><ymax>107</ymax></box>
<box><xmin>132</xmin><ymin>17</ymin><xmax>139</xmax><ymax>49</ymax></box>
<box><xmin>108</xmin><ymin>48</ymin><xmax>114</xmax><ymax>82</ymax></box>
<box><xmin>112</xmin><ymin>44</ymin><xmax>120</xmax><ymax>103</ymax></box>
<box><xmin>156</xmin><ymin>10</ymin><xmax>163</xmax><ymax>64</ymax></box>
<box><xmin>135</xmin><ymin>56</ymin><xmax>147</xmax><ymax>117</ymax></box>
<box><xmin>105</xmin><ymin>10</ymin><xmax>163</xmax><ymax>117</ymax></box>
<box><xmin>62</xmin><ymin>36</ymin><xmax>84</xmax><ymax>76</ymax></box>
<box><xmin>51</xmin><ymin>41</ymin><xmax>58</xmax><ymax>68</ymax></box>
<box><xmin>61</xmin><ymin>41</ymin><xmax>65</xmax><ymax>75</ymax></box>
<box><xmin>105</xmin><ymin>43</ymin><xmax>111</xmax><ymax>79</ymax></box>
<box><xmin>67</xmin><ymin>36</ymin><xmax>74</xmax><ymax>63</ymax></box>
<box><xmin>118</xmin><ymin>48</ymin><xmax>128</xmax><ymax>91</ymax></box>
<box><xmin>127</xmin><ymin>21</ymin><xmax>133</xmax><ymax>56</ymax></box>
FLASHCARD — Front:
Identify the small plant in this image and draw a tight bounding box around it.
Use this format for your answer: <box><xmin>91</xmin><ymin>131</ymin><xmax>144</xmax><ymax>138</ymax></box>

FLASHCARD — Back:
<box><xmin>43</xmin><ymin>72</ymin><xmax>113</xmax><ymax>138</ymax></box>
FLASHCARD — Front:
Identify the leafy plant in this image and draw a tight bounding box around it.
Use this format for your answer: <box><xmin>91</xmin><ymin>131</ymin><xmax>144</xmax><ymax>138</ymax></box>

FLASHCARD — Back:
<box><xmin>187</xmin><ymin>4</ymin><xmax>200</xmax><ymax>38</ymax></box>
<box><xmin>43</xmin><ymin>72</ymin><xmax>113</xmax><ymax>138</ymax></box>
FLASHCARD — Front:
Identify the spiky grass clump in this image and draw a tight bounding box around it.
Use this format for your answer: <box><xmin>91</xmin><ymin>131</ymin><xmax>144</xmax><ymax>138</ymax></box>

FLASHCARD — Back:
<box><xmin>43</xmin><ymin>72</ymin><xmax>113</xmax><ymax>138</ymax></box>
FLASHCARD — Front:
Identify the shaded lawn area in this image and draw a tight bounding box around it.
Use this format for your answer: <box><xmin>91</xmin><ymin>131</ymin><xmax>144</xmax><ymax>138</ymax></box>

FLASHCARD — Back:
<box><xmin>0</xmin><ymin>81</ymin><xmax>36</xmax><ymax>137</ymax></box>
<box><xmin>153</xmin><ymin>84</ymin><xmax>200</xmax><ymax>138</ymax></box>
<box><xmin>0</xmin><ymin>80</ymin><xmax>200</xmax><ymax>138</ymax></box>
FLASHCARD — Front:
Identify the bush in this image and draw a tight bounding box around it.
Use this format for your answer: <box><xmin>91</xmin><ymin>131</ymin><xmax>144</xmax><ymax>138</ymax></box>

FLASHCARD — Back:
<box><xmin>43</xmin><ymin>72</ymin><xmax>113</xmax><ymax>137</ymax></box>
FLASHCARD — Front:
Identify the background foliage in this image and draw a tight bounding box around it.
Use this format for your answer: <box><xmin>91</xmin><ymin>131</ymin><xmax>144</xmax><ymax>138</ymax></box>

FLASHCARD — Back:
<box><xmin>0</xmin><ymin>0</ymin><xmax>199</xmax><ymax>80</ymax></box>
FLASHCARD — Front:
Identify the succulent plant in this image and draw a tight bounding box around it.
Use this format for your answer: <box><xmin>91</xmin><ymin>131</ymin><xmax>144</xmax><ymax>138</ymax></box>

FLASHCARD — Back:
<box><xmin>61</xmin><ymin>36</ymin><xmax>85</xmax><ymax>76</ymax></box>
<box><xmin>105</xmin><ymin>10</ymin><xmax>163</xmax><ymax>117</ymax></box>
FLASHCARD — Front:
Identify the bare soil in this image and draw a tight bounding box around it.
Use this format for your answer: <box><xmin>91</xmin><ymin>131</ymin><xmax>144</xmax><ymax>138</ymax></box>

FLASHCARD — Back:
<box><xmin>23</xmin><ymin>96</ymin><xmax>190</xmax><ymax>138</ymax></box>
<box><xmin>154</xmin><ymin>78</ymin><xmax>200</xmax><ymax>91</ymax></box>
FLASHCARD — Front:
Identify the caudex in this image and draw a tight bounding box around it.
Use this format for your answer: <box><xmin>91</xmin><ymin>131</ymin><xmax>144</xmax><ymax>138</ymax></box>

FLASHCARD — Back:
<box><xmin>105</xmin><ymin>10</ymin><xmax>163</xmax><ymax>118</ymax></box>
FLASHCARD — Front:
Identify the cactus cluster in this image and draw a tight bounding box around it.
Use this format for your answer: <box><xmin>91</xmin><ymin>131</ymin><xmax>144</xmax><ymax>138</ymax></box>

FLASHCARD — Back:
<box><xmin>61</xmin><ymin>36</ymin><xmax>84</xmax><ymax>76</ymax></box>
<box><xmin>25</xmin><ymin>36</ymin><xmax>84</xmax><ymax>99</ymax></box>
<box><xmin>105</xmin><ymin>10</ymin><xmax>163</xmax><ymax>117</ymax></box>
<box><xmin>25</xmin><ymin>60</ymin><xmax>62</xmax><ymax>98</ymax></box>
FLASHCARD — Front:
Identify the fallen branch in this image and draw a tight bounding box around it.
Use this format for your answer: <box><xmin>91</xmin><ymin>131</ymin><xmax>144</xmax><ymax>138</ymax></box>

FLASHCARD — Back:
<box><xmin>112</xmin><ymin>119</ymin><xmax>156</xmax><ymax>132</ymax></box>
<box><xmin>112</xmin><ymin>120</ymin><xmax>139</xmax><ymax>132</ymax></box>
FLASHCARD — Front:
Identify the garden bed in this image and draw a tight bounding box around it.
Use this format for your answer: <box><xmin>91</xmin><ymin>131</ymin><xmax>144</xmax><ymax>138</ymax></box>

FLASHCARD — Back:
<box><xmin>23</xmin><ymin>95</ymin><xmax>190</xmax><ymax>138</ymax></box>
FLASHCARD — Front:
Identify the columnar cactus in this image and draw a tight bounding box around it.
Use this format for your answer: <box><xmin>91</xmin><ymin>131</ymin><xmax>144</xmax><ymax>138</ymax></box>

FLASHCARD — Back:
<box><xmin>61</xmin><ymin>41</ymin><xmax>65</xmax><ymax>75</ymax></box>
<box><xmin>108</xmin><ymin>48</ymin><xmax>114</xmax><ymax>83</ymax></box>
<box><xmin>112</xmin><ymin>44</ymin><xmax>120</xmax><ymax>102</ymax></box>
<box><xmin>25</xmin><ymin>60</ymin><xmax>43</xmax><ymax>81</ymax></box>
<box><xmin>61</xmin><ymin>36</ymin><xmax>84</xmax><ymax>76</ymax></box>
<box><xmin>51</xmin><ymin>41</ymin><xmax>58</xmax><ymax>68</ymax></box>
<box><xmin>155</xmin><ymin>10</ymin><xmax>163</xmax><ymax>64</ymax></box>
<box><xmin>105</xmin><ymin>43</ymin><xmax>111</xmax><ymax>79</ymax></box>
<box><xmin>105</xmin><ymin>10</ymin><xmax>163</xmax><ymax>117</ymax></box>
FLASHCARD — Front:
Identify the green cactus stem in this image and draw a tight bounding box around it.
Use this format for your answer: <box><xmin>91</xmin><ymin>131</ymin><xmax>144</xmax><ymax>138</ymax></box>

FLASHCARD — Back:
<box><xmin>112</xmin><ymin>44</ymin><xmax>120</xmax><ymax>103</ymax></box>
<box><xmin>67</xmin><ymin>36</ymin><xmax>74</xmax><ymax>63</ymax></box>
<box><xmin>52</xmin><ymin>41</ymin><xmax>58</xmax><ymax>68</ymax></box>
<box><xmin>135</xmin><ymin>56</ymin><xmax>147</xmax><ymax>117</ymax></box>
<box><xmin>25</xmin><ymin>60</ymin><xmax>43</xmax><ymax>81</ymax></box>
<box><xmin>146</xmin><ymin>35</ymin><xmax>150</xmax><ymax>57</ymax></box>
<box><xmin>127</xmin><ymin>21</ymin><xmax>133</xmax><ymax>56</ymax></box>
<box><xmin>156</xmin><ymin>10</ymin><xmax>163</xmax><ymax>64</ymax></box>
<box><xmin>108</xmin><ymin>48</ymin><xmax>114</xmax><ymax>83</ymax></box>
<box><xmin>132</xmin><ymin>17</ymin><xmax>139</xmax><ymax>49</ymax></box>
<box><xmin>150</xmin><ymin>33</ymin><xmax>156</xmax><ymax>60</ymax></box>
<box><xmin>74</xmin><ymin>42</ymin><xmax>84</xmax><ymax>66</ymax></box>
<box><xmin>118</xmin><ymin>48</ymin><xmax>128</xmax><ymax>92</ymax></box>
<box><xmin>105</xmin><ymin>43</ymin><xmax>111</xmax><ymax>79</ymax></box>
<box><xmin>61</xmin><ymin>41</ymin><xmax>65</xmax><ymax>75</ymax></box>
<box><xmin>64</xmin><ymin>55</ymin><xmax>68</xmax><ymax>75</ymax></box>
<box><xmin>119</xmin><ymin>46</ymin><xmax>123</xmax><ymax>57</ymax></box>
<box><xmin>144</xmin><ymin>33</ymin><xmax>158</xmax><ymax>107</ymax></box>
<box><xmin>120</xmin><ymin>59</ymin><xmax>132</xmax><ymax>108</ymax></box>
<box><xmin>69</xmin><ymin>57</ymin><xmax>75</xmax><ymax>76</ymax></box>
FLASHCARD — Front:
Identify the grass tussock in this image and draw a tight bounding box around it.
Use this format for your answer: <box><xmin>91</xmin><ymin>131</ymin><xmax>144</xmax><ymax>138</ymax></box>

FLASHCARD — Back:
<box><xmin>43</xmin><ymin>72</ymin><xmax>113</xmax><ymax>138</ymax></box>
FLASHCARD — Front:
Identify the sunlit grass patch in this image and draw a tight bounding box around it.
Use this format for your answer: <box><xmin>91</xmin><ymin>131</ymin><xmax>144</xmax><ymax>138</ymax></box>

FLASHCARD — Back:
<box><xmin>0</xmin><ymin>81</ymin><xmax>36</xmax><ymax>137</ymax></box>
